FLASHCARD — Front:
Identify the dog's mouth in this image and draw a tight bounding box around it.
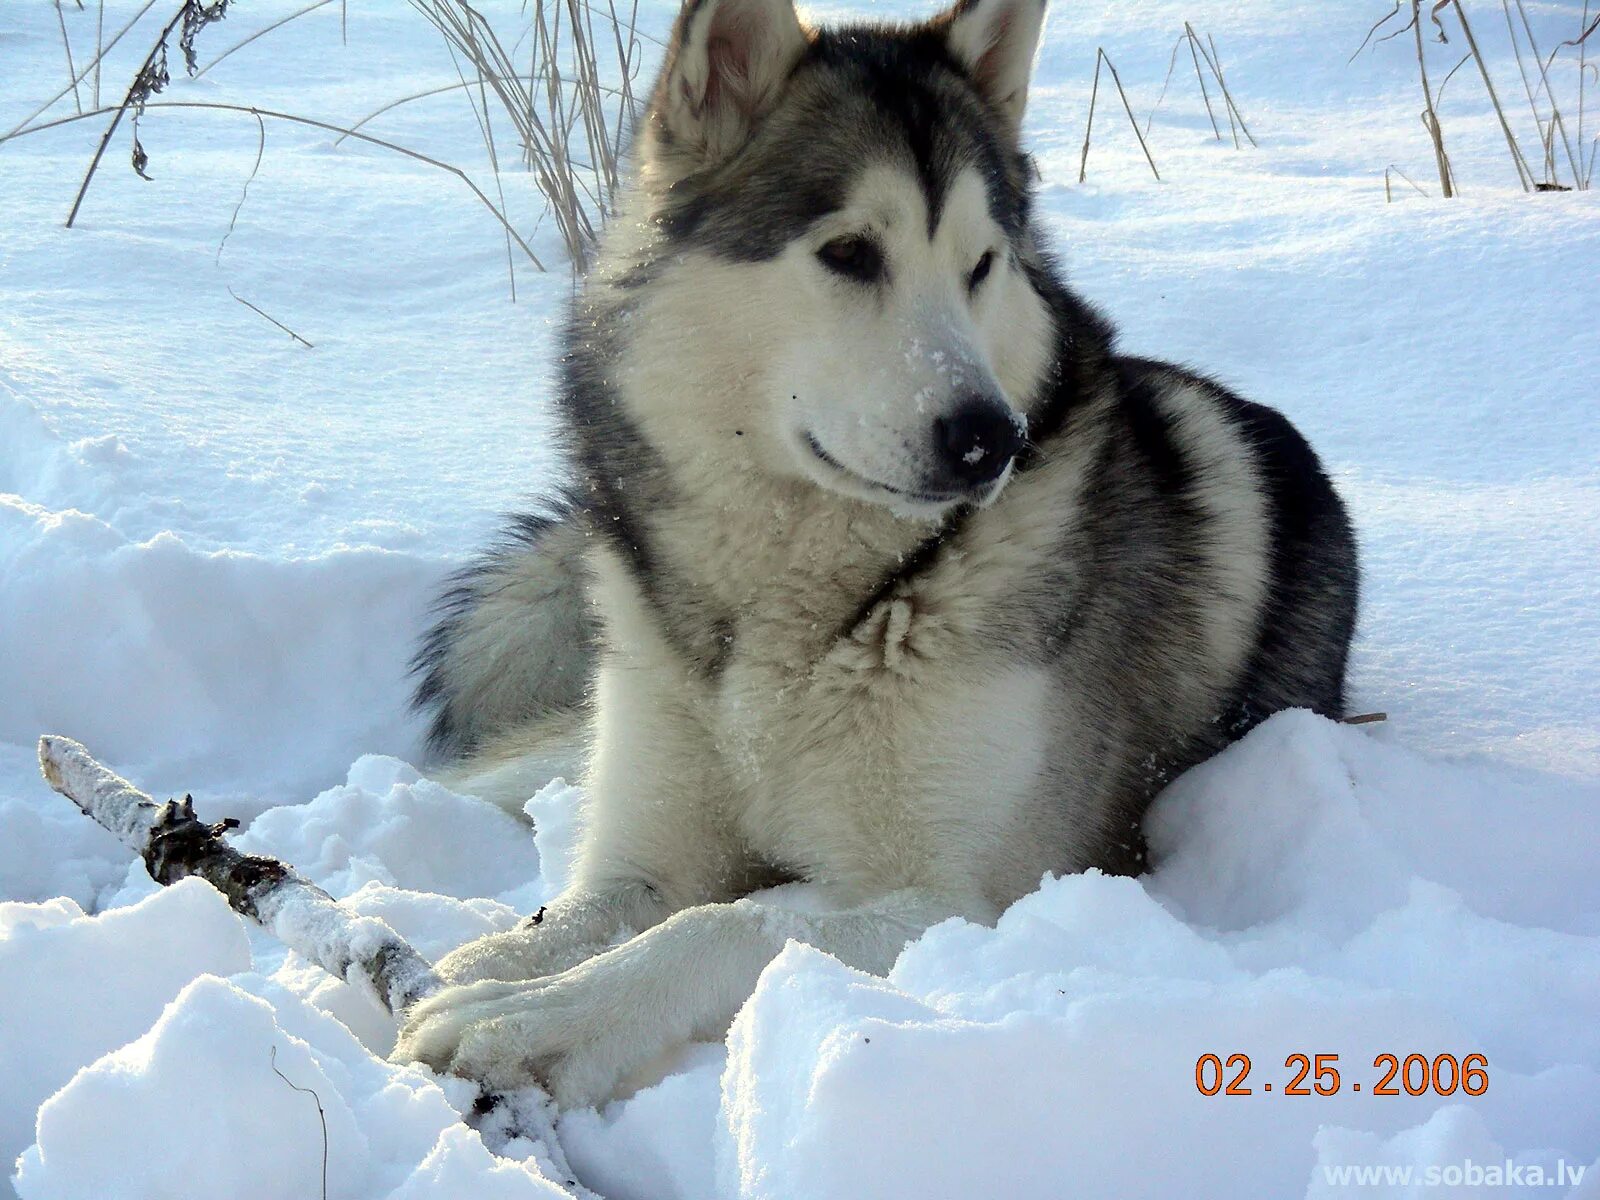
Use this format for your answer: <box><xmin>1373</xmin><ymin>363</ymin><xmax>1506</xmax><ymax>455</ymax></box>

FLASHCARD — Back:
<box><xmin>804</xmin><ymin>432</ymin><xmax>978</xmax><ymax>508</ymax></box>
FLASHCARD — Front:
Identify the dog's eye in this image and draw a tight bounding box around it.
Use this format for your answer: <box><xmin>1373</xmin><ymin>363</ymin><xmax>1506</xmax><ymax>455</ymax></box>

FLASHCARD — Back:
<box><xmin>968</xmin><ymin>249</ymin><xmax>996</xmax><ymax>294</ymax></box>
<box><xmin>817</xmin><ymin>236</ymin><xmax>883</xmax><ymax>283</ymax></box>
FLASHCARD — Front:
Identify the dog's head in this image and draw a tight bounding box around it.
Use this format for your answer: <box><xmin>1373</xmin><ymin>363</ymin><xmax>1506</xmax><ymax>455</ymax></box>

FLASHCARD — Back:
<box><xmin>618</xmin><ymin>0</ymin><xmax>1056</xmax><ymax>519</ymax></box>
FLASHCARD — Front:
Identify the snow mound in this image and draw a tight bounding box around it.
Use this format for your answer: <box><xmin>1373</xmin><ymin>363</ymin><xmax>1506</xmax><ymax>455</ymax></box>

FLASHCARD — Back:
<box><xmin>0</xmin><ymin>880</ymin><xmax>251</xmax><ymax>1187</ymax></box>
<box><xmin>11</xmin><ymin>971</ymin><xmax>570</xmax><ymax>1200</ymax></box>
<box><xmin>235</xmin><ymin>756</ymin><xmax>543</xmax><ymax>904</ymax></box>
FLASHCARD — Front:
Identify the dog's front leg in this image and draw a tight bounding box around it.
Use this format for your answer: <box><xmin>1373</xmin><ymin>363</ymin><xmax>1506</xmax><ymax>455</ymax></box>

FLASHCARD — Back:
<box><xmin>395</xmin><ymin>888</ymin><xmax>985</xmax><ymax>1106</ymax></box>
<box><xmin>430</xmin><ymin>881</ymin><xmax>668</xmax><ymax>986</ymax></box>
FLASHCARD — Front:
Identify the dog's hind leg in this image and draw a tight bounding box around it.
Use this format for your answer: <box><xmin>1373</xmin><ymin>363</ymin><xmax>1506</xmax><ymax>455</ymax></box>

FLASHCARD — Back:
<box><xmin>430</xmin><ymin>708</ymin><xmax>592</xmax><ymax>816</ymax></box>
<box><xmin>412</xmin><ymin>498</ymin><xmax>596</xmax><ymax>814</ymax></box>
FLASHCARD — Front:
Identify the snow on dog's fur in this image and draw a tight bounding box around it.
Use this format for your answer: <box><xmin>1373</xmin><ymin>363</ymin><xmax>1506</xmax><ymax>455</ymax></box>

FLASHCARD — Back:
<box><xmin>394</xmin><ymin>0</ymin><xmax>1360</xmax><ymax>1106</ymax></box>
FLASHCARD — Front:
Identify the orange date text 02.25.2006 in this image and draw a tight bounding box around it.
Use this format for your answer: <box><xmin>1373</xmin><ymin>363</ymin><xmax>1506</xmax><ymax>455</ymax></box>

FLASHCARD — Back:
<box><xmin>1195</xmin><ymin>1053</ymin><xmax>1489</xmax><ymax>1098</ymax></box>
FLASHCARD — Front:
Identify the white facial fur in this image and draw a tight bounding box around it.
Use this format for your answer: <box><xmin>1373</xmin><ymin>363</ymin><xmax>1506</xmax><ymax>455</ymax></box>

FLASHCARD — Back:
<box><xmin>614</xmin><ymin>163</ymin><xmax>1054</xmax><ymax>522</ymax></box>
<box><xmin>771</xmin><ymin>165</ymin><xmax>1052</xmax><ymax>516</ymax></box>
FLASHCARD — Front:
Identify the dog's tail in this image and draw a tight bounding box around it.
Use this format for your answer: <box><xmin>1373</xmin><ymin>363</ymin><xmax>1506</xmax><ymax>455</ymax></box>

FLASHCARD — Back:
<box><xmin>412</xmin><ymin>496</ymin><xmax>596</xmax><ymax>814</ymax></box>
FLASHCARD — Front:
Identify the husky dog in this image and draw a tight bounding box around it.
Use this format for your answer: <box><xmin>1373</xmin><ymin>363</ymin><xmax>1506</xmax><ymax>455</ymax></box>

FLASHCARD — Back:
<box><xmin>393</xmin><ymin>0</ymin><xmax>1359</xmax><ymax>1106</ymax></box>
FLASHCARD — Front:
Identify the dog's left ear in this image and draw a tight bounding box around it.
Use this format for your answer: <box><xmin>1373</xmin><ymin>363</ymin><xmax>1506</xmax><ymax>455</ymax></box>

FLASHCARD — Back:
<box><xmin>649</xmin><ymin>0</ymin><xmax>809</xmax><ymax>172</ymax></box>
<box><xmin>937</xmin><ymin>0</ymin><xmax>1048</xmax><ymax>130</ymax></box>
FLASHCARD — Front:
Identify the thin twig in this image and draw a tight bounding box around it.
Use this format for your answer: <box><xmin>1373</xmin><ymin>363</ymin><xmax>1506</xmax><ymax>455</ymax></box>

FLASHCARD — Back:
<box><xmin>269</xmin><ymin>1047</ymin><xmax>329</xmax><ymax>1200</ymax></box>
<box><xmin>230</xmin><ymin>289</ymin><xmax>314</xmax><ymax>347</ymax></box>
<box><xmin>216</xmin><ymin>110</ymin><xmax>265</xmax><ymax>266</ymax></box>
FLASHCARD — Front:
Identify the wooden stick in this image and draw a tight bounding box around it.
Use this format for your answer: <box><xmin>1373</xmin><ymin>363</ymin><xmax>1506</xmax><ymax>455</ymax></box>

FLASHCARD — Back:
<box><xmin>1343</xmin><ymin>712</ymin><xmax>1390</xmax><ymax>726</ymax></box>
<box><xmin>38</xmin><ymin>735</ymin><xmax>443</xmax><ymax>1015</ymax></box>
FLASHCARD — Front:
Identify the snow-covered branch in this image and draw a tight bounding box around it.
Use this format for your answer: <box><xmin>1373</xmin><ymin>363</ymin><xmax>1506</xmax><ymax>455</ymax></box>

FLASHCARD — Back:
<box><xmin>38</xmin><ymin>735</ymin><xmax>443</xmax><ymax>1015</ymax></box>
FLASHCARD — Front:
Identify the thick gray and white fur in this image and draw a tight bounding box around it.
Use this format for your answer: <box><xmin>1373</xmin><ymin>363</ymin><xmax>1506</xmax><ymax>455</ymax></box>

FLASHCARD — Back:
<box><xmin>394</xmin><ymin>0</ymin><xmax>1360</xmax><ymax>1107</ymax></box>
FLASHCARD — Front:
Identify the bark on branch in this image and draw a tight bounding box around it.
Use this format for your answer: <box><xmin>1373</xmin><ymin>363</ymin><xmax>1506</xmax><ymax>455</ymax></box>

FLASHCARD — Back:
<box><xmin>38</xmin><ymin>735</ymin><xmax>442</xmax><ymax>1015</ymax></box>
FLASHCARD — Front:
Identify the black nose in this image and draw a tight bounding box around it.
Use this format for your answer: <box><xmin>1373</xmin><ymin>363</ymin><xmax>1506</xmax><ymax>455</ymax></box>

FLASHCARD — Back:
<box><xmin>935</xmin><ymin>401</ymin><xmax>1026</xmax><ymax>486</ymax></box>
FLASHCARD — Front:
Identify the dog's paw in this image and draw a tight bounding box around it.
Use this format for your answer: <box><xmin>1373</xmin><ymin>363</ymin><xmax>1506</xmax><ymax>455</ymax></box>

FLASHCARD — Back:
<box><xmin>431</xmin><ymin>917</ymin><xmax>608</xmax><ymax>987</ymax></box>
<box><xmin>392</xmin><ymin>964</ymin><xmax>670</xmax><ymax>1108</ymax></box>
<box><xmin>392</xmin><ymin>977</ymin><xmax>531</xmax><ymax>1071</ymax></box>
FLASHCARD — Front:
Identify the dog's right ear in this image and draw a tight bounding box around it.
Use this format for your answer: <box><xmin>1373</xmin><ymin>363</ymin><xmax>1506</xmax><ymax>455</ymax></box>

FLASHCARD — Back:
<box><xmin>648</xmin><ymin>0</ymin><xmax>808</xmax><ymax>173</ymax></box>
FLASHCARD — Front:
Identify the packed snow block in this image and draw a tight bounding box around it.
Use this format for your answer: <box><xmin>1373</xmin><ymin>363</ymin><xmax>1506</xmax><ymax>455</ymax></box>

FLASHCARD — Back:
<box><xmin>0</xmin><ymin>879</ymin><xmax>250</xmax><ymax>1187</ymax></box>
<box><xmin>561</xmin><ymin>1044</ymin><xmax>726</xmax><ymax>1200</ymax></box>
<box><xmin>235</xmin><ymin>757</ymin><xmax>541</xmax><ymax>903</ymax></box>
<box><xmin>890</xmin><ymin>870</ymin><xmax>1241</xmax><ymax>1016</ymax></box>
<box><xmin>385</xmin><ymin>1125</ymin><xmax>573</xmax><ymax>1200</ymax></box>
<box><xmin>720</xmin><ymin>936</ymin><xmax>1461</xmax><ymax>1197</ymax></box>
<box><xmin>1147</xmin><ymin>710</ymin><xmax>1600</xmax><ymax>938</ymax></box>
<box><xmin>12</xmin><ymin>974</ymin><xmax>556</xmax><ymax>1200</ymax></box>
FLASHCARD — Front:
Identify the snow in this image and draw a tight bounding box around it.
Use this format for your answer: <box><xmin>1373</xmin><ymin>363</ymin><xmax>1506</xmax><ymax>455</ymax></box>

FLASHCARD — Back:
<box><xmin>0</xmin><ymin>879</ymin><xmax>251</xmax><ymax>1186</ymax></box>
<box><xmin>2</xmin><ymin>0</ymin><xmax>1597</xmax><ymax>1197</ymax></box>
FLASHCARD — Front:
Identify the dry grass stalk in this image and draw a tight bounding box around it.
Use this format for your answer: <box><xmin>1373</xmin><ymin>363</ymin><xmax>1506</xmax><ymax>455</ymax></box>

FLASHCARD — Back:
<box><xmin>1184</xmin><ymin>24</ymin><xmax>1223</xmax><ymax>141</ymax></box>
<box><xmin>1581</xmin><ymin>0</ymin><xmax>1593</xmax><ymax>183</ymax></box>
<box><xmin>1143</xmin><ymin>25</ymin><xmax>1255</xmax><ymax>150</ymax></box>
<box><xmin>1513</xmin><ymin>0</ymin><xmax>1581</xmax><ymax>185</ymax></box>
<box><xmin>1385</xmin><ymin>163</ymin><xmax>1431</xmax><ymax>200</ymax></box>
<box><xmin>94</xmin><ymin>0</ymin><xmax>106</xmax><ymax>109</ymax></box>
<box><xmin>409</xmin><ymin>0</ymin><xmax>641</xmax><ymax>270</ymax></box>
<box><xmin>6</xmin><ymin>0</ymin><xmax>158</xmax><ymax>142</ymax></box>
<box><xmin>1206</xmin><ymin>33</ymin><xmax>1241</xmax><ymax>146</ymax></box>
<box><xmin>1412</xmin><ymin>0</ymin><xmax>1457</xmax><ymax>196</ymax></box>
<box><xmin>5</xmin><ymin>101</ymin><xmax>546</xmax><ymax>270</ymax></box>
<box><xmin>1080</xmin><ymin>49</ymin><xmax>1161</xmax><ymax>183</ymax></box>
<box><xmin>63</xmin><ymin>0</ymin><xmax>237</xmax><ymax>229</ymax></box>
<box><xmin>1453</xmin><ymin>0</ymin><xmax>1533</xmax><ymax>189</ymax></box>
<box><xmin>1194</xmin><ymin>27</ymin><xmax>1257</xmax><ymax>147</ymax></box>
<box><xmin>55</xmin><ymin>2</ymin><xmax>85</xmax><ymax>116</ymax></box>
<box><xmin>333</xmin><ymin>73</ymin><xmax>626</xmax><ymax>148</ymax></box>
